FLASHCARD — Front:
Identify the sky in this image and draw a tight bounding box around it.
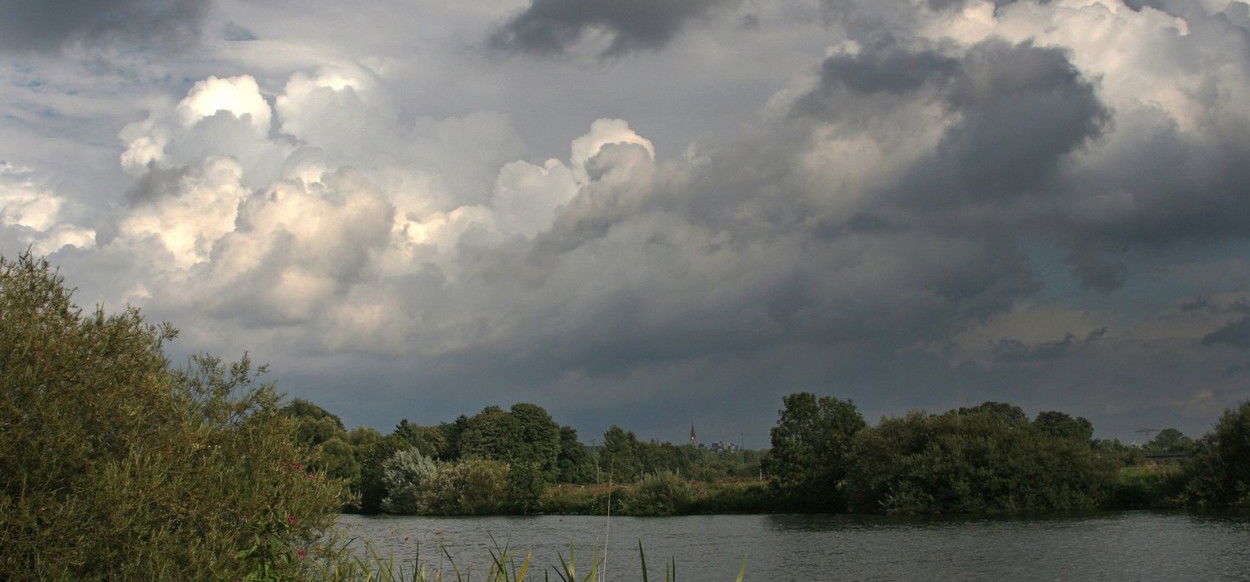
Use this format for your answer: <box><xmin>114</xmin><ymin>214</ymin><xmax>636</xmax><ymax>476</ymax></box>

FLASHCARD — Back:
<box><xmin>2</xmin><ymin>0</ymin><xmax>1250</xmax><ymax>445</ymax></box>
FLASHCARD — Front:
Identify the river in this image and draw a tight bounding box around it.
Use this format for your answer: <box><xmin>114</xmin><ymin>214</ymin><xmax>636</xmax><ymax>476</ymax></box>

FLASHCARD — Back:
<box><xmin>337</xmin><ymin>511</ymin><xmax>1250</xmax><ymax>581</ymax></box>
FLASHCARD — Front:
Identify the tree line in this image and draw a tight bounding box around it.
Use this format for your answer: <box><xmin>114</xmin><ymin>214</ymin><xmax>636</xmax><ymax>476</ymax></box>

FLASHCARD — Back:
<box><xmin>283</xmin><ymin>388</ymin><xmax>1250</xmax><ymax>517</ymax></box>
<box><xmin>763</xmin><ymin>393</ymin><xmax>1250</xmax><ymax>514</ymax></box>
<box><xmin>281</xmin><ymin>399</ymin><xmax>765</xmax><ymax>515</ymax></box>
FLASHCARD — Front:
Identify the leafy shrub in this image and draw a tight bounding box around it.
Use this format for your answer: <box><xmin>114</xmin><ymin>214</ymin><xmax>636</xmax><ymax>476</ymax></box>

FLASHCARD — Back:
<box><xmin>622</xmin><ymin>472</ymin><xmax>697</xmax><ymax>516</ymax></box>
<box><xmin>0</xmin><ymin>253</ymin><xmax>346</xmax><ymax>579</ymax></box>
<box><xmin>421</xmin><ymin>459</ymin><xmax>510</xmax><ymax>515</ymax></box>
<box><xmin>380</xmin><ymin>448</ymin><xmax>437</xmax><ymax>514</ymax></box>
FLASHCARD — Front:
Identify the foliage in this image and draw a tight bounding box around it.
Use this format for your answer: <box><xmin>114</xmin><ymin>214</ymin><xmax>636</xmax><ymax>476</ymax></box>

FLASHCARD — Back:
<box><xmin>421</xmin><ymin>458</ymin><xmax>510</xmax><ymax>515</ymax></box>
<box><xmin>393</xmin><ymin>419</ymin><xmax>449</xmax><ymax>459</ymax></box>
<box><xmin>1183</xmin><ymin>402</ymin><xmax>1250</xmax><ymax>507</ymax></box>
<box><xmin>355</xmin><ymin>433</ymin><xmax>413</xmax><ymax>513</ymax></box>
<box><xmin>763</xmin><ymin>393</ymin><xmax>866</xmax><ymax>511</ymax></box>
<box><xmin>0</xmin><ymin>252</ymin><xmax>345</xmax><ymax>580</ymax></box>
<box><xmin>509</xmin><ymin>403</ymin><xmax>562</xmax><ymax>482</ymax></box>
<box><xmin>507</xmin><ymin>461</ymin><xmax>549</xmax><ymax>514</ymax></box>
<box><xmin>557</xmin><ymin>426</ymin><xmax>597</xmax><ymax>484</ymax></box>
<box><xmin>380</xmin><ymin>449</ymin><xmax>437</xmax><ymax>514</ymax></box>
<box><xmin>1033</xmin><ymin>411</ymin><xmax>1094</xmax><ymax>442</ymax></box>
<box><xmin>437</xmin><ymin>414</ymin><xmax>471</xmax><ymax>460</ymax></box>
<box><xmin>1110</xmin><ymin>465</ymin><xmax>1187</xmax><ymax>509</ymax></box>
<box><xmin>601</xmin><ymin>425</ymin><xmax>646</xmax><ymax>482</ymax></box>
<box><xmin>284</xmin><ymin>399</ymin><xmax>359</xmax><ymax>483</ymax></box>
<box><xmin>843</xmin><ymin>405</ymin><xmax>1113</xmax><ymax>514</ymax></box>
<box><xmin>459</xmin><ymin>403</ymin><xmax>562</xmax><ymax>485</ymax></box>
<box><xmin>1091</xmin><ymin>438</ymin><xmax>1143</xmax><ymax>468</ymax></box>
<box><xmin>459</xmin><ymin>406</ymin><xmax>517</xmax><ymax>461</ymax></box>
<box><xmin>1145</xmin><ymin>428</ymin><xmax>1195</xmax><ymax>454</ymax></box>
<box><xmin>621</xmin><ymin>472</ymin><xmax>697</xmax><ymax>515</ymax></box>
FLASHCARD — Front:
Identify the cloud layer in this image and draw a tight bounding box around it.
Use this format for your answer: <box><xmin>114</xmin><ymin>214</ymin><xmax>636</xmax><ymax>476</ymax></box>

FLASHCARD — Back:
<box><xmin>0</xmin><ymin>0</ymin><xmax>209</xmax><ymax>52</ymax></box>
<box><xmin>2</xmin><ymin>0</ymin><xmax>1250</xmax><ymax>441</ymax></box>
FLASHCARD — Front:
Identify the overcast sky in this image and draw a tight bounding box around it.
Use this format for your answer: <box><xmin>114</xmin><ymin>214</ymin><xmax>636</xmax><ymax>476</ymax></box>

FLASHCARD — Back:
<box><xmin>3</xmin><ymin>0</ymin><xmax>1250</xmax><ymax>445</ymax></box>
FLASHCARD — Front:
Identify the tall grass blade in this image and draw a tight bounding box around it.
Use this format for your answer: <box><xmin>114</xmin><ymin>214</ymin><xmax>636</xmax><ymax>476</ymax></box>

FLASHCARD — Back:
<box><xmin>441</xmin><ymin>544</ymin><xmax>463</xmax><ymax>582</ymax></box>
<box><xmin>638</xmin><ymin>539</ymin><xmax>649</xmax><ymax>582</ymax></box>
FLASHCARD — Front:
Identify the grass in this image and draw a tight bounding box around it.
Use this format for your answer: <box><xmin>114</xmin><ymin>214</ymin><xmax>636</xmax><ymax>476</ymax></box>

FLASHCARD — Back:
<box><xmin>542</xmin><ymin>479</ymin><xmax>773</xmax><ymax>516</ymax></box>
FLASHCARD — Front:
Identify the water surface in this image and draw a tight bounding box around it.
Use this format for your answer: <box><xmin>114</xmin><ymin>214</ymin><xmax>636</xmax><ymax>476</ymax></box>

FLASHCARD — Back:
<box><xmin>337</xmin><ymin>511</ymin><xmax>1250</xmax><ymax>581</ymax></box>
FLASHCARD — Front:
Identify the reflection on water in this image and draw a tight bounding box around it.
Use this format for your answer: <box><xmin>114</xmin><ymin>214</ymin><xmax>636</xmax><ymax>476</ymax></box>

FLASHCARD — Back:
<box><xmin>338</xmin><ymin>511</ymin><xmax>1250</xmax><ymax>581</ymax></box>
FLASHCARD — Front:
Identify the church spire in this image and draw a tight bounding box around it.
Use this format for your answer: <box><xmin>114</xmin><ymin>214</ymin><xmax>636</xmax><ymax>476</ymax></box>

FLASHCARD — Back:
<box><xmin>690</xmin><ymin>422</ymin><xmax>697</xmax><ymax>446</ymax></box>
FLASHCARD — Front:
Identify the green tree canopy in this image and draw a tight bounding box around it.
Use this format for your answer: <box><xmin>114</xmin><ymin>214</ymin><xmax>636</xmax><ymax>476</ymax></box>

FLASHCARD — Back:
<box><xmin>1146</xmin><ymin>428</ymin><xmax>1193</xmax><ymax>454</ymax></box>
<box><xmin>557</xmin><ymin>426</ymin><xmax>596</xmax><ymax>484</ymax></box>
<box><xmin>1184</xmin><ymin>403</ymin><xmax>1250</xmax><ymax>506</ymax></box>
<box><xmin>763</xmin><ymin>392</ymin><xmax>866</xmax><ymax>511</ymax></box>
<box><xmin>845</xmin><ymin>407</ymin><xmax>1112</xmax><ymax>514</ymax></box>
<box><xmin>601</xmin><ymin>425</ymin><xmax>645</xmax><ymax>482</ymax></box>
<box><xmin>393</xmin><ymin>419</ymin><xmax>450</xmax><ymax>458</ymax></box>
<box><xmin>1034</xmin><ymin>410</ymin><xmax>1095</xmax><ymax>442</ymax></box>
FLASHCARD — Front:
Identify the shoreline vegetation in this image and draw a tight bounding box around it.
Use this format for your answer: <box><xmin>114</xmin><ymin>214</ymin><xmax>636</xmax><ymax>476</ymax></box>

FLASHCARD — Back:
<box><xmin>3</xmin><ymin>251</ymin><xmax>1249</xmax><ymax>579</ymax></box>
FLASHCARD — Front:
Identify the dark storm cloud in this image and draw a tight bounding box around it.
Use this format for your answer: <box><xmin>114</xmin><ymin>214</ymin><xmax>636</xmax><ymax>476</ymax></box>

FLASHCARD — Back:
<box><xmin>922</xmin><ymin>40</ymin><xmax>1107</xmax><ymax>204</ymax></box>
<box><xmin>794</xmin><ymin>39</ymin><xmax>1106</xmax><ymax>205</ymax></box>
<box><xmin>1203</xmin><ymin>317</ymin><xmax>1250</xmax><ymax>349</ymax></box>
<box><xmin>992</xmin><ymin>328</ymin><xmax>1104</xmax><ymax>363</ymax></box>
<box><xmin>489</xmin><ymin>0</ymin><xmax>726</xmax><ymax>57</ymax></box>
<box><xmin>1065</xmin><ymin>249</ymin><xmax>1128</xmax><ymax>294</ymax></box>
<box><xmin>495</xmin><ymin>113</ymin><xmax>1040</xmax><ymax>381</ymax></box>
<box><xmin>790</xmin><ymin>46</ymin><xmax>959</xmax><ymax>115</ymax></box>
<box><xmin>0</xmin><ymin>0</ymin><xmax>209</xmax><ymax>52</ymax></box>
<box><xmin>794</xmin><ymin>38</ymin><xmax>1119</xmax><ymax>290</ymax></box>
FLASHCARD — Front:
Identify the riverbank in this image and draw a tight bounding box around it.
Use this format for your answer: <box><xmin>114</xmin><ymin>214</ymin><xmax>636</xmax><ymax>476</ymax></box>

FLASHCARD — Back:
<box><xmin>540</xmin><ymin>478</ymin><xmax>773</xmax><ymax>516</ymax></box>
<box><xmin>350</xmin><ymin>463</ymin><xmax>1195</xmax><ymax>518</ymax></box>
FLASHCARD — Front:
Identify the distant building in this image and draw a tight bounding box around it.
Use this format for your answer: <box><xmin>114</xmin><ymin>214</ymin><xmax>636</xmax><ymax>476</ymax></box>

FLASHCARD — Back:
<box><xmin>690</xmin><ymin>423</ymin><xmax>697</xmax><ymax>446</ymax></box>
<box><xmin>709</xmin><ymin>440</ymin><xmax>739</xmax><ymax>454</ymax></box>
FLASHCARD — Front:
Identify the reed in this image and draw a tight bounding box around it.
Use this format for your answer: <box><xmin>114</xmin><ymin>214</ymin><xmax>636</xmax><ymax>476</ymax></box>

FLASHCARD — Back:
<box><xmin>315</xmin><ymin>536</ymin><xmax>746</xmax><ymax>582</ymax></box>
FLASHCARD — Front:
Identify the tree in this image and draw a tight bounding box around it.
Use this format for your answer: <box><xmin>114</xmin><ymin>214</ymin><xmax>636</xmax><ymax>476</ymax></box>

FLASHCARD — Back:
<box><xmin>1185</xmin><ymin>403</ymin><xmax>1250</xmax><ymax>506</ymax></box>
<box><xmin>763</xmin><ymin>392</ymin><xmax>866</xmax><ymax>511</ymax></box>
<box><xmin>957</xmin><ymin>401</ymin><xmax>1028</xmax><ymax>425</ymax></box>
<box><xmin>0</xmin><ymin>253</ymin><xmax>344</xmax><ymax>579</ymax></box>
<box><xmin>1034</xmin><ymin>410</ymin><xmax>1094</xmax><ymax>442</ymax></box>
<box><xmin>283</xmin><ymin>398</ymin><xmax>358</xmax><ymax>481</ymax></box>
<box><xmin>356</xmin><ymin>434</ymin><xmax>413</xmax><ymax>513</ymax></box>
<box><xmin>457</xmin><ymin>403</ymin><xmax>560</xmax><ymax>479</ymax></box>
<box><xmin>600</xmin><ymin>425</ymin><xmax>645</xmax><ymax>482</ymax></box>
<box><xmin>557</xmin><ymin>426</ymin><xmax>596</xmax><ymax>484</ymax></box>
<box><xmin>437</xmin><ymin>414</ymin><xmax>471</xmax><ymax>460</ymax></box>
<box><xmin>508</xmin><ymin>403</ymin><xmax>562</xmax><ymax>483</ymax></box>
<box><xmin>393</xmin><ymin>419</ymin><xmax>449</xmax><ymax>458</ymax></box>
<box><xmin>458</xmin><ymin>406</ymin><xmax>518</xmax><ymax>461</ymax></box>
<box><xmin>1145</xmin><ymin>428</ymin><xmax>1193</xmax><ymax>454</ymax></box>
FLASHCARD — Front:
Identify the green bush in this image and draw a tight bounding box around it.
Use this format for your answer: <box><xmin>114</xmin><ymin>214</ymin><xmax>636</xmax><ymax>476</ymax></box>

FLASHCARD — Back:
<box><xmin>421</xmin><ymin>458</ymin><xmax>510</xmax><ymax>515</ymax></box>
<box><xmin>622</xmin><ymin>472</ymin><xmax>697</xmax><ymax>516</ymax></box>
<box><xmin>0</xmin><ymin>253</ymin><xmax>346</xmax><ymax>579</ymax></box>
<box><xmin>380</xmin><ymin>449</ymin><xmax>437</xmax><ymax>514</ymax></box>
